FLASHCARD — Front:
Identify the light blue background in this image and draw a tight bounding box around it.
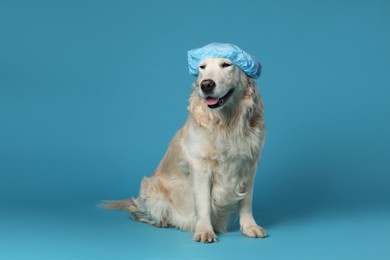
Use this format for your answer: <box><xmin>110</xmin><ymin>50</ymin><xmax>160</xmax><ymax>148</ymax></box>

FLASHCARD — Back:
<box><xmin>1</xmin><ymin>0</ymin><xmax>390</xmax><ymax>259</ymax></box>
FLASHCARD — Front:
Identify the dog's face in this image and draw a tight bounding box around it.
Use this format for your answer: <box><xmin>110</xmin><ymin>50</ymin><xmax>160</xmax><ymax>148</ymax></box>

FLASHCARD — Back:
<box><xmin>196</xmin><ymin>57</ymin><xmax>248</xmax><ymax>109</ymax></box>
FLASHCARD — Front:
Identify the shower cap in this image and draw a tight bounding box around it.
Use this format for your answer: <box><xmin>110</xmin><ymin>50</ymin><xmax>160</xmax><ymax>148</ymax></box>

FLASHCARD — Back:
<box><xmin>187</xmin><ymin>42</ymin><xmax>261</xmax><ymax>79</ymax></box>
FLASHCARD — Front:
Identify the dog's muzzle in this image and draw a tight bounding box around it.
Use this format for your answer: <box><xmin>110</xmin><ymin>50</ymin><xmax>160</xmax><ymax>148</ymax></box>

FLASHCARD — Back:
<box><xmin>205</xmin><ymin>88</ymin><xmax>234</xmax><ymax>109</ymax></box>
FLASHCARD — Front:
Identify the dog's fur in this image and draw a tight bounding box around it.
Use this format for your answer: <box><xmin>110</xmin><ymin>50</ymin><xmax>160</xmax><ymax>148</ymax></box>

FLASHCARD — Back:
<box><xmin>103</xmin><ymin>57</ymin><xmax>266</xmax><ymax>243</ymax></box>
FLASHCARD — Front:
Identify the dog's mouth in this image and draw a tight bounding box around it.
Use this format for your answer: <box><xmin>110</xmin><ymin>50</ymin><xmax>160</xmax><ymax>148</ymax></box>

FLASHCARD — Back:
<box><xmin>204</xmin><ymin>89</ymin><xmax>234</xmax><ymax>109</ymax></box>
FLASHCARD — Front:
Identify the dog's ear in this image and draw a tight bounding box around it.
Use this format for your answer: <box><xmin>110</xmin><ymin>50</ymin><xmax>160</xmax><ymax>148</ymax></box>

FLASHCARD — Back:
<box><xmin>243</xmin><ymin>78</ymin><xmax>264</xmax><ymax>130</ymax></box>
<box><xmin>188</xmin><ymin>91</ymin><xmax>212</xmax><ymax>128</ymax></box>
<box><xmin>192</xmin><ymin>81</ymin><xmax>199</xmax><ymax>89</ymax></box>
<box><xmin>245</xmin><ymin>78</ymin><xmax>256</xmax><ymax>95</ymax></box>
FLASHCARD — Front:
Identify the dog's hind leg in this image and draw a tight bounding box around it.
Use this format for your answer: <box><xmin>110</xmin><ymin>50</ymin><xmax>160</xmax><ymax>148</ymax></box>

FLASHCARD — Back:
<box><xmin>137</xmin><ymin>176</ymin><xmax>173</xmax><ymax>228</ymax></box>
<box><xmin>101</xmin><ymin>177</ymin><xmax>172</xmax><ymax>228</ymax></box>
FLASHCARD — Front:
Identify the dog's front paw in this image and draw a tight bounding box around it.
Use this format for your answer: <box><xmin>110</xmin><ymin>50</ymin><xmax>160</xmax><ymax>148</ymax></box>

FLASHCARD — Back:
<box><xmin>193</xmin><ymin>230</ymin><xmax>217</xmax><ymax>243</ymax></box>
<box><xmin>241</xmin><ymin>225</ymin><xmax>267</xmax><ymax>238</ymax></box>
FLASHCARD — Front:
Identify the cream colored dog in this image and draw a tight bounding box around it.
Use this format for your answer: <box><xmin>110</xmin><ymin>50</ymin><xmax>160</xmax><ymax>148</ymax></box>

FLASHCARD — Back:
<box><xmin>103</xmin><ymin>57</ymin><xmax>266</xmax><ymax>243</ymax></box>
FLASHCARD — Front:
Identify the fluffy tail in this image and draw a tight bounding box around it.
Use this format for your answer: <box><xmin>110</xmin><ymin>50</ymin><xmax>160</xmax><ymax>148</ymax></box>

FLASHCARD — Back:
<box><xmin>99</xmin><ymin>199</ymin><xmax>134</xmax><ymax>211</ymax></box>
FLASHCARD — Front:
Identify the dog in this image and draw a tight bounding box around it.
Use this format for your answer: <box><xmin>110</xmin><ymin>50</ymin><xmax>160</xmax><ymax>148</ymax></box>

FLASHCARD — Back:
<box><xmin>102</xmin><ymin>55</ymin><xmax>266</xmax><ymax>243</ymax></box>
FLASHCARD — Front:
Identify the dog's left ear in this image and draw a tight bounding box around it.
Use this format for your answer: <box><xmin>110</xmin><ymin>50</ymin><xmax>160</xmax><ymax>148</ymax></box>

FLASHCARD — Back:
<box><xmin>248</xmin><ymin>78</ymin><xmax>253</xmax><ymax>87</ymax></box>
<box><xmin>247</xmin><ymin>78</ymin><xmax>256</xmax><ymax>90</ymax></box>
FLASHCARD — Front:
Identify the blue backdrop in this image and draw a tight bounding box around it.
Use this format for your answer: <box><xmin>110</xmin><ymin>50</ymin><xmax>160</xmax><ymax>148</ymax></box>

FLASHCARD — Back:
<box><xmin>1</xmin><ymin>0</ymin><xmax>389</xmax><ymax>259</ymax></box>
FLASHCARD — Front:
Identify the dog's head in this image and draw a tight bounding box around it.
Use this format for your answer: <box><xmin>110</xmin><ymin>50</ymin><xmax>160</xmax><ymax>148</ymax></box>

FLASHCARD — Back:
<box><xmin>195</xmin><ymin>57</ymin><xmax>248</xmax><ymax>110</ymax></box>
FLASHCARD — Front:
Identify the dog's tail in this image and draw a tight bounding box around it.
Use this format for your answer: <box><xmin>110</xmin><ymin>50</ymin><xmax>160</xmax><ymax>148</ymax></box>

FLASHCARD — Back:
<box><xmin>99</xmin><ymin>198</ymin><xmax>160</xmax><ymax>226</ymax></box>
<box><xmin>99</xmin><ymin>199</ymin><xmax>134</xmax><ymax>211</ymax></box>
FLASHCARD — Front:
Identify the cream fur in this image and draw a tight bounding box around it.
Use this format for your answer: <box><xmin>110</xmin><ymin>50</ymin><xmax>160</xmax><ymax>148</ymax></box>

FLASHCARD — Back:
<box><xmin>103</xmin><ymin>57</ymin><xmax>266</xmax><ymax>243</ymax></box>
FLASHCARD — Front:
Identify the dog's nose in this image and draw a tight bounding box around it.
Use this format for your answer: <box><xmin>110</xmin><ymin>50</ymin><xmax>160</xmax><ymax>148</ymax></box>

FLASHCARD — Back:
<box><xmin>200</xmin><ymin>80</ymin><xmax>216</xmax><ymax>94</ymax></box>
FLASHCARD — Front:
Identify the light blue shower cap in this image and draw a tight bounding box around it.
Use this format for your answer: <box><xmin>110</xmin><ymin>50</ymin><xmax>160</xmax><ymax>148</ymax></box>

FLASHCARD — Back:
<box><xmin>187</xmin><ymin>42</ymin><xmax>262</xmax><ymax>79</ymax></box>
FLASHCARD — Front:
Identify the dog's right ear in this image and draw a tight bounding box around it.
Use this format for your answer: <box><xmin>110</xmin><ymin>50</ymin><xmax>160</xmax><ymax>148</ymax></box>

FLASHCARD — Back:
<box><xmin>192</xmin><ymin>81</ymin><xmax>199</xmax><ymax>89</ymax></box>
<box><xmin>188</xmin><ymin>90</ymin><xmax>212</xmax><ymax>128</ymax></box>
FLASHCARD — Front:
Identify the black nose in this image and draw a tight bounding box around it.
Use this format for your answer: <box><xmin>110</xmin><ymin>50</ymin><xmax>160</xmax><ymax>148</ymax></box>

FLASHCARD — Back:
<box><xmin>200</xmin><ymin>80</ymin><xmax>216</xmax><ymax>94</ymax></box>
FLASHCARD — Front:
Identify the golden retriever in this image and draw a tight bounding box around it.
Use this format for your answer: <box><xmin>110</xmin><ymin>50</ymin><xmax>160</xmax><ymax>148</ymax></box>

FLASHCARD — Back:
<box><xmin>103</xmin><ymin>57</ymin><xmax>266</xmax><ymax>243</ymax></box>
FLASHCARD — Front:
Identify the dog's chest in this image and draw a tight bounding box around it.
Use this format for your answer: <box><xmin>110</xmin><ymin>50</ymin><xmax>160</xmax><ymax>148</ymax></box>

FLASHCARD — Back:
<box><xmin>213</xmin><ymin>126</ymin><xmax>262</xmax><ymax>161</ymax></box>
<box><xmin>186</xmin><ymin>122</ymin><xmax>262</xmax><ymax>161</ymax></box>
<box><xmin>211</xmin><ymin>128</ymin><xmax>261</xmax><ymax>196</ymax></box>
<box><xmin>184</xmin><ymin>120</ymin><xmax>263</xmax><ymax>209</ymax></box>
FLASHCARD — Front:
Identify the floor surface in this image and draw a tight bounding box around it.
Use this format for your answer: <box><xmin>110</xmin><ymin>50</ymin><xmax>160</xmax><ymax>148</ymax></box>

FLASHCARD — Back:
<box><xmin>1</xmin><ymin>201</ymin><xmax>389</xmax><ymax>259</ymax></box>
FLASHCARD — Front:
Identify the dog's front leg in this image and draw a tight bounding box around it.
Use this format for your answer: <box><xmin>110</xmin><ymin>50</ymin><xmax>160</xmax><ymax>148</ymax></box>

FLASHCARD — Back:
<box><xmin>192</xmin><ymin>162</ymin><xmax>217</xmax><ymax>243</ymax></box>
<box><xmin>239</xmin><ymin>166</ymin><xmax>267</xmax><ymax>238</ymax></box>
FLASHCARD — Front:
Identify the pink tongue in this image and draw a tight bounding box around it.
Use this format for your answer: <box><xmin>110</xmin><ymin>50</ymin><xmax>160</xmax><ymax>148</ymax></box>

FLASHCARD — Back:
<box><xmin>205</xmin><ymin>98</ymin><xmax>219</xmax><ymax>106</ymax></box>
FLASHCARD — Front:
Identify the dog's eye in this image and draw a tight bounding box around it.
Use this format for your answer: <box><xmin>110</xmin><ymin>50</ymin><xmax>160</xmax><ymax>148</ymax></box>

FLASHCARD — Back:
<box><xmin>221</xmin><ymin>62</ymin><xmax>232</xmax><ymax>68</ymax></box>
<box><xmin>199</xmin><ymin>65</ymin><xmax>206</xmax><ymax>69</ymax></box>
